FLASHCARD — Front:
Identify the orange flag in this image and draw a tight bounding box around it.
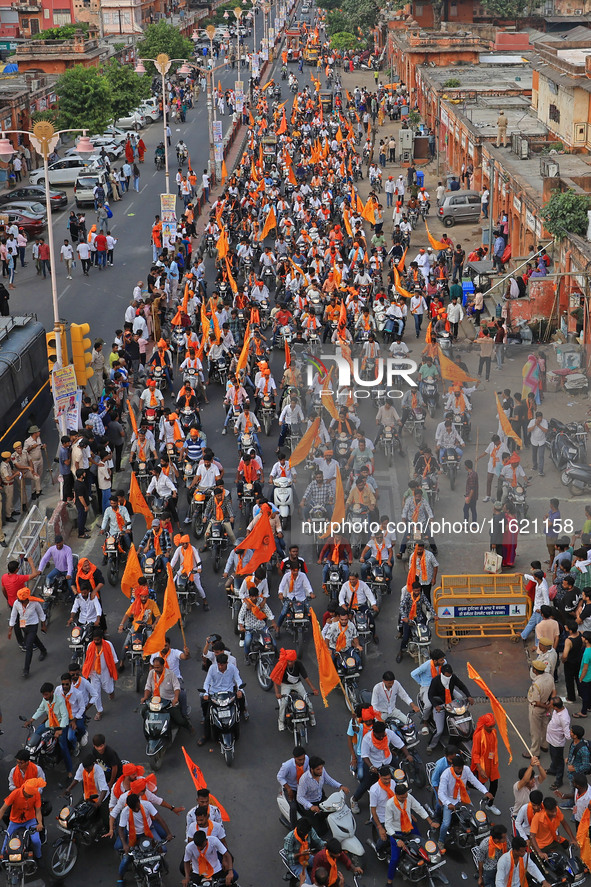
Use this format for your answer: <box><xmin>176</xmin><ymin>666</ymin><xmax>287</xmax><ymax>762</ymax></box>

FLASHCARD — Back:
<box><xmin>235</xmin><ymin>323</ymin><xmax>251</xmax><ymax>376</ymax></box>
<box><xmin>224</xmin><ymin>257</ymin><xmax>238</xmax><ymax>295</ymax></box>
<box><xmin>209</xmin><ymin>297</ymin><xmax>221</xmax><ymax>343</ymax></box>
<box><xmin>321</xmin><ymin>385</ymin><xmax>339</xmax><ymax>422</ymax></box>
<box><xmin>236</xmin><ymin>510</ymin><xmax>276</xmax><ymax>574</ymax></box>
<box><xmin>126</xmin><ymin>398</ymin><xmax>138</xmax><ymax>438</ymax></box>
<box><xmin>259</xmin><ymin>205</ymin><xmax>277</xmax><ymax>241</ymax></box>
<box><xmin>289</xmin><ymin>417</ymin><xmax>320</xmax><ymax>467</ymax></box>
<box><xmin>216</xmin><ymin>227</ymin><xmax>228</xmax><ymax>259</ymax></box>
<box><xmin>397</xmin><ymin>247</ymin><xmax>408</xmax><ymax>273</ymax></box>
<box><xmin>392</xmin><ymin>265</ymin><xmax>413</xmax><ymax>300</ymax></box>
<box><xmin>129</xmin><ymin>471</ymin><xmax>153</xmax><ymax>527</ymax></box>
<box><xmin>425</xmin><ymin>222</ymin><xmax>448</xmax><ymax>251</ymax></box>
<box><xmin>343</xmin><ymin>207</ymin><xmax>352</xmax><ymax>237</ymax></box>
<box><xmin>320</xmin><ymin>466</ymin><xmax>345</xmax><ymax>539</ymax></box>
<box><xmin>335</xmin><ymin>126</ymin><xmax>343</xmax><ymax>142</ymax></box>
<box><xmin>182</xmin><ymin>747</ymin><xmax>230</xmax><ymax>820</ymax></box>
<box><xmin>495</xmin><ymin>392</ymin><xmax>522</xmax><ymax>447</ymax></box>
<box><xmin>277</xmin><ymin>110</ymin><xmax>287</xmax><ymax>135</ymax></box>
<box><xmin>143</xmin><ymin>565</ymin><xmax>181</xmax><ymax>656</ymax></box>
<box><xmin>288</xmin><ymin>166</ymin><xmax>297</xmax><ymax>186</ymax></box>
<box><xmin>361</xmin><ymin>196</ymin><xmax>376</xmax><ymax>225</ymax></box>
<box><xmin>121</xmin><ymin>542</ymin><xmax>143</xmax><ymax>599</ymax></box>
<box><xmin>338</xmin><ymin>298</ymin><xmax>347</xmax><ymax>329</ymax></box>
<box><xmin>438</xmin><ymin>346</ymin><xmax>479</xmax><ymax>386</ymax></box>
<box><xmin>467</xmin><ymin>663</ymin><xmax>513</xmax><ymax>762</ymax></box>
<box><xmin>249</xmin><ymin>110</ymin><xmax>255</xmax><ymax>126</ymax></box>
<box><xmin>284</xmin><ymin>338</ymin><xmax>291</xmax><ymax>369</ymax></box>
<box><xmin>221</xmin><ymin>158</ymin><xmax>228</xmax><ymax>184</ymax></box>
<box><xmin>310</xmin><ymin>609</ymin><xmax>340</xmax><ymax>707</ymax></box>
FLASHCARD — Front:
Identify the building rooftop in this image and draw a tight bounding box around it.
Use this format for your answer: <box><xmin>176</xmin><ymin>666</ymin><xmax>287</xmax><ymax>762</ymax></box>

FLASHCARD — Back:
<box><xmin>443</xmin><ymin>94</ymin><xmax>547</xmax><ymax>138</ymax></box>
<box><xmin>423</xmin><ymin>63</ymin><xmax>533</xmax><ymax>92</ymax></box>
<box><xmin>483</xmin><ymin>141</ymin><xmax>591</xmax><ymax>204</ymax></box>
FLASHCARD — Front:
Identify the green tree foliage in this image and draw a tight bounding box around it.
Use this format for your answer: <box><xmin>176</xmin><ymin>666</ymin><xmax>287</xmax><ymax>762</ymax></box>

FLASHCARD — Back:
<box><xmin>330</xmin><ymin>31</ymin><xmax>359</xmax><ymax>51</ymax></box>
<box><xmin>324</xmin><ymin>0</ymin><xmax>379</xmax><ymax>36</ymax></box>
<box><xmin>480</xmin><ymin>0</ymin><xmax>527</xmax><ymax>18</ymax></box>
<box><xmin>103</xmin><ymin>59</ymin><xmax>151</xmax><ymax>122</ymax></box>
<box><xmin>31</xmin><ymin>22</ymin><xmax>89</xmax><ymax>39</ymax></box>
<box><xmin>136</xmin><ymin>21</ymin><xmax>194</xmax><ymax>74</ymax></box>
<box><xmin>541</xmin><ymin>190</ymin><xmax>591</xmax><ymax>240</ymax></box>
<box><xmin>55</xmin><ymin>65</ymin><xmax>113</xmax><ymax>135</ymax></box>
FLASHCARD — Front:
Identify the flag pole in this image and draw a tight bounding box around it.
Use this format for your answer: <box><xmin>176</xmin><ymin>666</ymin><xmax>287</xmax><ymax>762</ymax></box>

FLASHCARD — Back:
<box><xmin>501</xmin><ymin>710</ymin><xmax>534</xmax><ymax>755</ymax></box>
<box><xmin>179</xmin><ymin>613</ymin><xmax>187</xmax><ymax>648</ymax></box>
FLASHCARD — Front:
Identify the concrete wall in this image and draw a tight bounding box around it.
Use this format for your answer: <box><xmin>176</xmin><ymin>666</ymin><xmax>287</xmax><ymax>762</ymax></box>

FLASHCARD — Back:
<box><xmin>536</xmin><ymin>72</ymin><xmax>588</xmax><ymax>148</ymax></box>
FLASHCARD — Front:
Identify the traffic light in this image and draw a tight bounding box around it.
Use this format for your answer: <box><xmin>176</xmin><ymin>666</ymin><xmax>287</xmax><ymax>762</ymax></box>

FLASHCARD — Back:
<box><xmin>70</xmin><ymin>322</ymin><xmax>94</xmax><ymax>387</ymax></box>
<box><xmin>45</xmin><ymin>322</ymin><xmax>68</xmax><ymax>374</ymax></box>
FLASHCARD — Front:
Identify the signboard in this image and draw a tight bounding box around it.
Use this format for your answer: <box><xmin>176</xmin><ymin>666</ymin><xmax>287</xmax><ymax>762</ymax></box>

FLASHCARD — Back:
<box><xmin>65</xmin><ymin>388</ymin><xmax>82</xmax><ymax>432</ymax></box>
<box><xmin>51</xmin><ymin>364</ymin><xmax>78</xmax><ymax>416</ymax></box>
<box><xmin>160</xmin><ymin>192</ymin><xmax>177</xmax><ymax>249</ymax></box>
<box><xmin>212</xmin><ymin>120</ymin><xmax>223</xmax><ymax>142</ymax></box>
<box><xmin>438</xmin><ymin>603</ymin><xmax>526</xmax><ymax>619</ymax></box>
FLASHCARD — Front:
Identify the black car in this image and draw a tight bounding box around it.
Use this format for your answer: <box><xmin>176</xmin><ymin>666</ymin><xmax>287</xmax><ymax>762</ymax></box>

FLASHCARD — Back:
<box><xmin>0</xmin><ymin>185</ymin><xmax>68</xmax><ymax>209</ymax></box>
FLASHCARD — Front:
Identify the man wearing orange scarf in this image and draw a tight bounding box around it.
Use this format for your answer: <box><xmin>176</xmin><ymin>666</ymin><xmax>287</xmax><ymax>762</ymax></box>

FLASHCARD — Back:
<box><xmin>471</xmin><ymin>714</ymin><xmax>502</xmax><ymax>817</ymax></box>
<box><xmin>63</xmin><ymin>753</ymin><xmax>109</xmax><ymax>824</ymax></box>
<box><xmin>119</xmin><ymin>793</ymin><xmax>172</xmax><ymax>879</ymax></box>
<box><xmin>398</xmin><ymin>492</ymin><xmax>438</xmax><ymax>560</ymax></box>
<box><xmin>283</xmin><ymin>818</ymin><xmax>325</xmax><ymax>880</ymax></box>
<box><xmin>119</xmin><ymin>578</ymin><xmax>161</xmax><ymax>638</ymax></box>
<box><xmin>530</xmin><ymin>796</ymin><xmax>577</xmax><ymax>857</ymax></box>
<box><xmin>237</xmin><ymin>586</ymin><xmax>278</xmax><ymax>664</ymax></box>
<box><xmin>322</xmin><ymin>609</ymin><xmax>363</xmax><ymax>667</ymax></box>
<box><xmin>170</xmin><ymin>534</ymin><xmax>209</xmax><ymax>609</ymax></box>
<box><xmin>0</xmin><ymin>777</ymin><xmax>46</xmax><ymax>860</ymax></box>
<box><xmin>495</xmin><ymin>836</ymin><xmax>549</xmax><ymax>887</ymax></box>
<box><xmin>311</xmin><ymin>837</ymin><xmax>363</xmax><ymax>887</ymax></box>
<box><xmin>428</xmin><ymin>664</ymin><xmax>474</xmax><ymax>753</ymax></box>
<box><xmin>272</xmin><ymin>648</ymin><xmax>319</xmax><ymax>732</ymax></box>
<box><xmin>82</xmin><ymin>630</ymin><xmax>119</xmax><ymax>720</ymax></box>
<box><xmin>183</xmin><ymin>828</ymin><xmax>234</xmax><ymax>887</ymax></box>
<box><xmin>403</xmin><ymin>538</ymin><xmax>439</xmax><ymax>603</ymax></box>
<box><xmin>100</xmin><ymin>494</ymin><xmax>131</xmax><ymax>557</ymax></box>
<box><xmin>397</xmin><ymin>579</ymin><xmax>435</xmax><ymax>663</ymax></box>
<box><xmin>353</xmin><ymin>721</ymin><xmax>412</xmax><ymax>812</ymax></box>
<box><xmin>138</xmin><ymin>518</ymin><xmax>172</xmax><ymax>569</ymax></box>
<box><xmin>438</xmin><ymin>755</ymin><xmax>493</xmax><ymax>845</ymax></box>
<box><xmin>23</xmin><ymin>681</ymin><xmax>73</xmax><ymax>779</ymax></box>
<box><xmin>140</xmin><ymin>380</ymin><xmax>164</xmax><ymax>414</ymax></box>
<box><xmin>384</xmin><ymin>783</ymin><xmax>439</xmax><ymax>884</ymax></box>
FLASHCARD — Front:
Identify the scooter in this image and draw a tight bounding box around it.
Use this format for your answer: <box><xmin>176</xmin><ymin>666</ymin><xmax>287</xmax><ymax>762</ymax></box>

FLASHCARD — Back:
<box><xmin>247</xmin><ymin>626</ymin><xmax>277</xmax><ymax>691</ymax></box>
<box><xmin>419</xmin><ymin>692</ymin><xmax>474</xmax><ymax>752</ymax></box>
<box><xmin>206</xmin><ymin>691</ymin><xmax>241</xmax><ymax>767</ymax></box>
<box><xmin>561</xmin><ymin>461</ymin><xmax>591</xmax><ymax>495</ymax></box>
<box><xmin>142</xmin><ymin>697</ymin><xmax>179</xmax><ymax>771</ymax></box>
<box><xmin>272</xmin><ymin>476</ymin><xmax>293</xmax><ymax>529</ymax></box>
<box><xmin>548</xmin><ymin>418</ymin><xmax>587</xmax><ymax>469</ymax></box>
<box><xmin>277</xmin><ymin>790</ymin><xmax>365</xmax><ymax>863</ymax></box>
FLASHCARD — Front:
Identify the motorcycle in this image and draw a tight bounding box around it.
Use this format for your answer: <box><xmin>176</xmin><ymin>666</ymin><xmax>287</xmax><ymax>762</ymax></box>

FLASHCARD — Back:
<box><xmin>380</xmin><ymin>424</ymin><xmax>402</xmax><ymax>466</ymax></box>
<box><xmin>529</xmin><ymin>844</ymin><xmax>586</xmax><ymax>887</ymax></box>
<box><xmin>50</xmin><ymin>794</ymin><xmax>103</xmax><ymax>879</ymax></box>
<box><xmin>260</xmin><ymin>395</ymin><xmax>275</xmax><ymax>436</ymax></box>
<box><xmin>282</xmin><ymin>689</ymin><xmax>313</xmax><ymax>745</ymax></box>
<box><xmin>350</xmin><ymin>607</ymin><xmax>373</xmax><ymax>651</ymax></box>
<box><xmin>272</xmin><ymin>476</ymin><xmax>293</xmax><ymax>529</ymax></box>
<box><xmin>20</xmin><ymin>718</ymin><xmax>61</xmax><ymax>770</ymax></box>
<box><xmin>42</xmin><ymin>568</ymin><xmax>76</xmax><ymax>627</ymax></box>
<box><xmin>190</xmin><ymin>485</ymin><xmax>212</xmax><ymax>538</ymax></box>
<box><xmin>395</xmin><ymin>831</ymin><xmax>448</xmax><ymax>885</ymax></box>
<box><xmin>277</xmin><ymin>790</ymin><xmax>364</xmax><ymax>863</ymax></box>
<box><xmin>419</xmin><ymin>692</ymin><xmax>474</xmax><ymax>751</ymax></box>
<box><xmin>205</xmin><ymin>691</ymin><xmax>241</xmax><ymax>767</ymax></box>
<box><xmin>439</xmin><ymin>448</ymin><xmax>458</xmax><ymax>490</ymax></box>
<box><xmin>561</xmin><ymin>460</ymin><xmax>591</xmax><ymax>496</ymax></box>
<box><xmin>67</xmin><ymin>622</ymin><xmax>94</xmax><ymax>667</ymax></box>
<box><xmin>124</xmin><ymin>625</ymin><xmax>151</xmax><ymax>692</ymax></box>
<box><xmin>444</xmin><ymin>800</ymin><xmax>490</xmax><ymax>852</ymax></box>
<box><xmin>210</xmin><ymin>356</ymin><xmax>229</xmax><ymax>387</ymax></box>
<box><xmin>282</xmin><ymin>600</ymin><xmax>310</xmax><ymax>659</ymax></box>
<box><xmin>208</xmin><ymin>520</ymin><xmax>229</xmax><ymax>573</ymax></box>
<box><xmin>406</xmin><ymin>619</ymin><xmax>432</xmax><ymax>665</ymax></box>
<box><xmin>324</xmin><ymin>562</ymin><xmax>347</xmax><ymax>602</ymax></box>
<box><xmin>452</xmin><ymin>411</ymin><xmax>471</xmax><ymax>443</ymax></box>
<box><xmin>406</xmin><ymin>407</ymin><xmax>426</xmax><ymax>445</ymax></box>
<box><xmin>334</xmin><ymin>431</ymin><xmax>352</xmax><ymax>462</ymax></box>
<box><xmin>347</xmin><ymin>504</ymin><xmax>370</xmax><ymax>559</ymax></box>
<box><xmin>505</xmin><ymin>483</ymin><xmax>528</xmax><ymax>520</ymax></box>
<box><xmin>142</xmin><ymin>553</ymin><xmax>167</xmax><ymax>597</ymax></box>
<box><xmin>179</xmin><ymin>406</ymin><xmax>198</xmax><ymax>436</ymax></box>
<box><xmin>335</xmin><ymin>648</ymin><xmax>362</xmax><ymax>709</ymax></box>
<box><xmin>365</xmin><ymin>562</ymin><xmax>390</xmax><ymax>604</ymax></box>
<box><xmin>421</xmin><ymin>472</ymin><xmax>439</xmax><ymax>511</ymax></box>
<box><xmin>128</xmin><ymin>837</ymin><xmax>170</xmax><ymax>887</ymax></box>
<box><xmin>422</xmin><ymin>380</ymin><xmax>439</xmax><ymax>418</ymax></box>
<box><xmin>142</xmin><ymin>697</ymin><xmax>179</xmax><ymax>771</ymax></box>
<box><xmin>104</xmin><ymin>531</ymin><xmax>126</xmax><ymax>587</ymax></box>
<box><xmin>176</xmin><ymin>572</ymin><xmax>199</xmax><ymax>617</ymax></box>
<box><xmin>247</xmin><ymin>626</ymin><xmax>277</xmax><ymax>691</ymax></box>
<box><xmin>0</xmin><ymin>825</ymin><xmax>45</xmax><ymax>887</ymax></box>
<box><xmin>148</xmin><ymin>364</ymin><xmax>167</xmax><ymax>393</ymax></box>
<box><xmin>548</xmin><ymin>418</ymin><xmax>587</xmax><ymax>470</ymax></box>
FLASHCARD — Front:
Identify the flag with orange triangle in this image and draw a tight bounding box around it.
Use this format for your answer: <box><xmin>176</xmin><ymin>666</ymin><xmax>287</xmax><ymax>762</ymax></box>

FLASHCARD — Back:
<box><xmin>290</xmin><ymin>417</ymin><xmax>320</xmax><ymax>467</ymax></box>
<box><xmin>438</xmin><ymin>346</ymin><xmax>479</xmax><ymax>386</ymax></box>
<box><xmin>143</xmin><ymin>565</ymin><xmax>181</xmax><ymax>656</ymax></box>
<box><xmin>362</xmin><ymin>196</ymin><xmax>376</xmax><ymax>225</ymax></box>
<box><xmin>467</xmin><ymin>663</ymin><xmax>513</xmax><ymax>763</ymax></box>
<box><xmin>495</xmin><ymin>392</ymin><xmax>522</xmax><ymax>447</ymax></box>
<box><xmin>258</xmin><ymin>205</ymin><xmax>277</xmax><ymax>241</ymax></box>
<box><xmin>221</xmin><ymin>158</ymin><xmax>228</xmax><ymax>184</ymax></box>
<box><xmin>425</xmin><ymin>222</ymin><xmax>449</xmax><ymax>251</ymax></box>
<box><xmin>121</xmin><ymin>542</ymin><xmax>143</xmax><ymax>599</ymax></box>
<box><xmin>310</xmin><ymin>609</ymin><xmax>340</xmax><ymax>707</ymax></box>
<box><xmin>129</xmin><ymin>471</ymin><xmax>153</xmax><ymax>528</ymax></box>
<box><xmin>277</xmin><ymin>110</ymin><xmax>287</xmax><ymax>135</ymax></box>
<box><xmin>181</xmin><ymin>747</ymin><xmax>230</xmax><ymax>821</ymax></box>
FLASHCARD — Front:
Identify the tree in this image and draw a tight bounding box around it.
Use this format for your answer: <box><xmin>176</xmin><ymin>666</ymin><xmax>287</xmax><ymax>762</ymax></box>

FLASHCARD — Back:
<box><xmin>479</xmin><ymin>0</ymin><xmax>527</xmax><ymax>19</ymax></box>
<box><xmin>31</xmin><ymin>22</ymin><xmax>89</xmax><ymax>39</ymax></box>
<box><xmin>330</xmin><ymin>31</ymin><xmax>360</xmax><ymax>51</ymax></box>
<box><xmin>136</xmin><ymin>21</ymin><xmax>194</xmax><ymax>74</ymax></box>
<box><xmin>541</xmin><ymin>190</ymin><xmax>591</xmax><ymax>240</ymax></box>
<box><xmin>104</xmin><ymin>60</ymin><xmax>151</xmax><ymax>122</ymax></box>
<box><xmin>55</xmin><ymin>65</ymin><xmax>113</xmax><ymax>135</ymax></box>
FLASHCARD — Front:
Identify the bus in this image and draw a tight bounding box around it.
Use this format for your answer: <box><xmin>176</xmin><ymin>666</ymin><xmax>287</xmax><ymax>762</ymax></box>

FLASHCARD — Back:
<box><xmin>0</xmin><ymin>315</ymin><xmax>52</xmax><ymax>448</ymax></box>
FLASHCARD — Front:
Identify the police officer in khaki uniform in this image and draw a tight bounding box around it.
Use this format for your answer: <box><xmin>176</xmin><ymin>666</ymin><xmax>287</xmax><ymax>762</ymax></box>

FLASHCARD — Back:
<box><xmin>23</xmin><ymin>425</ymin><xmax>44</xmax><ymax>500</ymax></box>
<box><xmin>11</xmin><ymin>441</ymin><xmax>36</xmax><ymax>509</ymax></box>
<box><xmin>0</xmin><ymin>451</ymin><xmax>18</xmax><ymax>523</ymax></box>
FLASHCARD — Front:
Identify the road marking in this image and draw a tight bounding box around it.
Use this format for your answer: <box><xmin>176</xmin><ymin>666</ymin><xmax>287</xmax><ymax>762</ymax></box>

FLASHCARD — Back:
<box><xmin>58</xmin><ymin>284</ymin><xmax>71</xmax><ymax>302</ymax></box>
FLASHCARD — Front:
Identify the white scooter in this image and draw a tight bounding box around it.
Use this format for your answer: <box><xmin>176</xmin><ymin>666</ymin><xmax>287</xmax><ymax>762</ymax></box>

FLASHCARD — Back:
<box><xmin>277</xmin><ymin>790</ymin><xmax>365</xmax><ymax>862</ymax></box>
<box><xmin>272</xmin><ymin>476</ymin><xmax>293</xmax><ymax>528</ymax></box>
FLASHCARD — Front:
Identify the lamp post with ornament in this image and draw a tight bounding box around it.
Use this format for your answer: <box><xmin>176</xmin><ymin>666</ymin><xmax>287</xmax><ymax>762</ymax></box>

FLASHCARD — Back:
<box><xmin>233</xmin><ymin>6</ymin><xmax>243</xmax><ymax>70</ymax></box>
<box><xmin>134</xmin><ymin>53</ymin><xmax>192</xmax><ymax>194</ymax></box>
<box><xmin>205</xmin><ymin>24</ymin><xmax>220</xmax><ymax>184</ymax></box>
<box><xmin>0</xmin><ymin>122</ymin><xmax>94</xmax><ymax>374</ymax></box>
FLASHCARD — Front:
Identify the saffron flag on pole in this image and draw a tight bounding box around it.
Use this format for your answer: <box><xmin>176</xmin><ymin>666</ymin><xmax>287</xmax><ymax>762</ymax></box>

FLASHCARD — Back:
<box><xmin>438</xmin><ymin>347</ymin><xmax>479</xmax><ymax>385</ymax></box>
<box><xmin>126</xmin><ymin>398</ymin><xmax>139</xmax><ymax>437</ymax></box>
<box><xmin>289</xmin><ymin>417</ymin><xmax>320</xmax><ymax>468</ymax></box>
<box><xmin>235</xmin><ymin>510</ymin><xmax>276</xmax><ymax>574</ymax></box>
<box><xmin>143</xmin><ymin>564</ymin><xmax>181</xmax><ymax>656</ymax></box>
<box><xmin>258</xmin><ymin>205</ymin><xmax>277</xmax><ymax>241</ymax></box>
<box><xmin>467</xmin><ymin>662</ymin><xmax>513</xmax><ymax>762</ymax></box>
<box><xmin>320</xmin><ymin>466</ymin><xmax>345</xmax><ymax>539</ymax></box>
<box><xmin>121</xmin><ymin>542</ymin><xmax>143</xmax><ymax>599</ymax></box>
<box><xmin>495</xmin><ymin>392</ymin><xmax>522</xmax><ymax>447</ymax></box>
<box><xmin>310</xmin><ymin>609</ymin><xmax>340</xmax><ymax>707</ymax></box>
<box><xmin>181</xmin><ymin>747</ymin><xmax>230</xmax><ymax>821</ymax></box>
<box><xmin>235</xmin><ymin>323</ymin><xmax>251</xmax><ymax>376</ymax></box>
<box><xmin>425</xmin><ymin>221</ymin><xmax>449</xmax><ymax>251</ymax></box>
<box><xmin>129</xmin><ymin>471</ymin><xmax>153</xmax><ymax>527</ymax></box>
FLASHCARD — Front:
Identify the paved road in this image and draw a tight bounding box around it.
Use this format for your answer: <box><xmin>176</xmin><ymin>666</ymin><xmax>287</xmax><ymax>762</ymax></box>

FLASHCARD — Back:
<box><xmin>0</xmin><ymin>30</ymin><xmax>585</xmax><ymax>887</ymax></box>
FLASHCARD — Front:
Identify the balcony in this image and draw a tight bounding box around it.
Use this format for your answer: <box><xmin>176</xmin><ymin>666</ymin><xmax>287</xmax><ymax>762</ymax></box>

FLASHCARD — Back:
<box><xmin>12</xmin><ymin>2</ymin><xmax>42</xmax><ymax>10</ymax></box>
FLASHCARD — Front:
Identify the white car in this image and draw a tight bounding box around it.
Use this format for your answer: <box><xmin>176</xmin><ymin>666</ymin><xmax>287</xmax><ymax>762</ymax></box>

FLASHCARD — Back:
<box><xmin>114</xmin><ymin>111</ymin><xmax>146</xmax><ymax>131</ymax></box>
<box><xmin>139</xmin><ymin>98</ymin><xmax>160</xmax><ymax>123</ymax></box>
<box><xmin>74</xmin><ymin>170</ymin><xmax>109</xmax><ymax>208</ymax></box>
<box><xmin>86</xmin><ymin>137</ymin><xmax>125</xmax><ymax>159</ymax></box>
<box><xmin>65</xmin><ymin>148</ymin><xmax>111</xmax><ymax>167</ymax></box>
<box><xmin>29</xmin><ymin>157</ymin><xmax>98</xmax><ymax>186</ymax></box>
<box><xmin>101</xmin><ymin>126</ymin><xmax>127</xmax><ymax>144</ymax></box>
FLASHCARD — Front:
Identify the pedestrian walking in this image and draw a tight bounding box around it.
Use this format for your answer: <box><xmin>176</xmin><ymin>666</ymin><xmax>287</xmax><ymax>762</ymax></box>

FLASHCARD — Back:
<box><xmin>37</xmin><ymin>239</ymin><xmax>50</xmax><ymax>278</ymax></box>
<box><xmin>133</xmin><ymin>163</ymin><xmax>140</xmax><ymax>193</ymax></box>
<box><xmin>463</xmin><ymin>459</ymin><xmax>478</xmax><ymax>523</ymax></box>
<box><xmin>8</xmin><ymin>587</ymin><xmax>47</xmax><ymax>678</ymax></box>
<box><xmin>526</xmin><ymin>660</ymin><xmax>555</xmax><ymax>758</ymax></box>
<box><xmin>60</xmin><ymin>238</ymin><xmax>74</xmax><ymax>279</ymax></box>
<box><xmin>74</xmin><ymin>468</ymin><xmax>90</xmax><ymax>538</ymax></box>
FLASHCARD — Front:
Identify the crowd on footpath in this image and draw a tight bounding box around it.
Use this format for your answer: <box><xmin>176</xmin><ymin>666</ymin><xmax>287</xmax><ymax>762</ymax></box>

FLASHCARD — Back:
<box><xmin>3</xmin><ymin>26</ymin><xmax>591</xmax><ymax>887</ymax></box>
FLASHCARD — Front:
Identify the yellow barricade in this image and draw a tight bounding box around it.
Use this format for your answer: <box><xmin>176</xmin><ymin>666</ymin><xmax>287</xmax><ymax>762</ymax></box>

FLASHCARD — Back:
<box><xmin>433</xmin><ymin>574</ymin><xmax>531</xmax><ymax>640</ymax></box>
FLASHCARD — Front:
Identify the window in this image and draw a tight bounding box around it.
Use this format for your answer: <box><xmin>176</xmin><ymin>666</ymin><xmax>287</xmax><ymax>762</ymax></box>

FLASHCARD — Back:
<box><xmin>21</xmin><ymin>16</ymin><xmax>28</xmax><ymax>26</ymax></box>
<box><xmin>549</xmin><ymin>103</ymin><xmax>560</xmax><ymax>123</ymax></box>
<box><xmin>53</xmin><ymin>9</ymin><xmax>72</xmax><ymax>22</ymax></box>
<box><xmin>415</xmin><ymin>3</ymin><xmax>423</xmax><ymax>12</ymax></box>
<box><xmin>467</xmin><ymin>195</ymin><xmax>481</xmax><ymax>205</ymax></box>
<box><xmin>30</xmin><ymin>17</ymin><xmax>39</xmax><ymax>31</ymax></box>
<box><xmin>450</xmin><ymin>2</ymin><xmax>458</xmax><ymax>13</ymax></box>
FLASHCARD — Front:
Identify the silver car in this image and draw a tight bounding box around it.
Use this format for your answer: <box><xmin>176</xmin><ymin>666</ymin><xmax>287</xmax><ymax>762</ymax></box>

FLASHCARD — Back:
<box><xmin>437</xmin><ymin>190</ymin><xmax>482</xmax><ymax>227</ymax></box>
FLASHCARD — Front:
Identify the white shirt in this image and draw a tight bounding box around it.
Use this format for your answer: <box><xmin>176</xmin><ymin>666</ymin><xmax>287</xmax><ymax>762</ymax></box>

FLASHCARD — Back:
<box><xmin>203</xmin><ymin>662</ymin><xmax>243</xmax><ymax>696</ymax></box>
<box><xmin>55</xmin><ymin>684</ymin><xmax>86</xmax><ymax>718</ymax></box>
<box><xmin>186</xmin><ymin>817</ymin><xmax>226</xmax><ymax>843</ymax></box>
<box><xmin>515</xmin><ymin>802</ymin><xmax>534</xmax><ymax>838</ymax></box>
<box><xmin>73</xmin><ymin>763</ymin><xmax>108</xmax><ymax>795</ymax></box>
<box><xmin>360</xmin><ymin>727</ymin><xmax>404</xmax><ymax>767</ymax></box>
<box><xmin>147</xmin><ymin>473</ymin><xmax>177</xmax><ymax>498</ymax></box>
<box><xmin>119</xmin><ymin>800</ymin><xmax>158</xmax><ymax>834</ymax></box>
<box><xmin>150</xmin><ymin>648</ymin><xmax>184</xmax><ymax>679</ymax></box>
<box><xmin>527</xmin><ymin>418</ymin><xmax>548</xmax><ymax>447</ymax></box>
<box><xmin>278</xmin><ymin>571</ymin><xmax>314</xmax><ymax>602</ymax></box>
<box><xmin>71</xmin><ymin>595</ymin><xmax>102</xmax><ymax>625</ymax></box>
<box><xmin>384</xmin><ymin>792</ymin><xmax>428</xmax><ymax>835</ymax></box>
<box><xmin>184</xmin><ymin>835</ymin><xmax>225</xmax><ymax>874</ymax></box>
<box><xmin>438</xmin><ymin>765</ymin><xmax>487</xmax><ymax>807</ymax></box>
<box><xmin>369</xmin><ymin>780</ymin><xmax>391</xmax><ymax>823</ymax></box>
<box><xmin>60</xmin><ymin>244</ymin><xmax>74</xmax><ymax>260</ymax></box>
<box><xmin>495</xmin><ymin>851</ymin><xmax>544</xmax><ymax>887</ymax></box>
<box><xmin>371</xmin><ymin>680</ymin><xmax>412</xmax><ymax>718</ymax></box>
<box><xmin>338</xmin><ymin>579</ymin><xmax>376</xmax><ymax>609</ymax></box>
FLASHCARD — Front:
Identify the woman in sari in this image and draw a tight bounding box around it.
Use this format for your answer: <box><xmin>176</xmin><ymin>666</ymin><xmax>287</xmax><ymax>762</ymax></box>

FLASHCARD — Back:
<box><xmin>502</xmin><ymin>502</ymin><xmax>519</xmax><ymax>568</ymax></box>
<box><xmin>522</xmin><ymin>353</ymin><xmax>542</xmax><ymax>405</ymax></box>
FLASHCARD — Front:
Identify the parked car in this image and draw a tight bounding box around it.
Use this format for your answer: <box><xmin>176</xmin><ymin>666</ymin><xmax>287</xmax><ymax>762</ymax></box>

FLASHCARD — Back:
<box><xmin>100</xmin><ymin>126</ymin><xmax>127</xmax><ymax>144</ymax></box>
<box><xmin>0</xmin><ymin>206</ymin><xmax>46</xmax><ymax>235</ymax></box>
<box><xmin>29</xmin><ymin>157</ymin><xmax>97</xmax><ymax>187</ymax></box>
<box><xmin>113</xmin><ymin>111</ymin><xmax>146</xmax><ymax>131</ymax></box>
<box><xmin>139</xmin><ymin>98</ymin><xmax>160</xmax><ymax>123</ymax></box>
<box><xmin>438</xmin><ymin>190</ymin><xmax>482</xmax><ymax>227</ymax></box>
<box><xmin>0</xmin><ymin>200</ymin><xmax>46</xmax><ymax>216</ymax></box>
<box><xmin>0</xmin><ymin>185</ymin><xmax>67</xmax><ymax>209</ymax></box>
<box><xmin>73</xmin><ymin>171</ymin><xmax>108</xmax><ymax>208</ymax></box>
<box><xmin>81</xmin><ymin>137</ymin><xmax>125</xmax><ymax>159</ymax></box>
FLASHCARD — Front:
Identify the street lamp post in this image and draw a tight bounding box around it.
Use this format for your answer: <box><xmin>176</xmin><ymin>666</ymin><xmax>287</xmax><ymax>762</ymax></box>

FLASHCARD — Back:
<box><xmin>206</xmin><ymin>24</ymin><xmax>219</xmax><ymax>185</ymax></box>
<box><xmin>134</xmin><ymin>53</ymin><xmax>192</xmax><ymax>194</ymax></box>
<box><xmin>0</xmin><ymin>123</ymin><xmax>94</xmax><ymax>371</ymax></box>
<box><xmin>234</xmin><ymin>7</ymin><xmax>243</xmax><ymax>71</ymax></box>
